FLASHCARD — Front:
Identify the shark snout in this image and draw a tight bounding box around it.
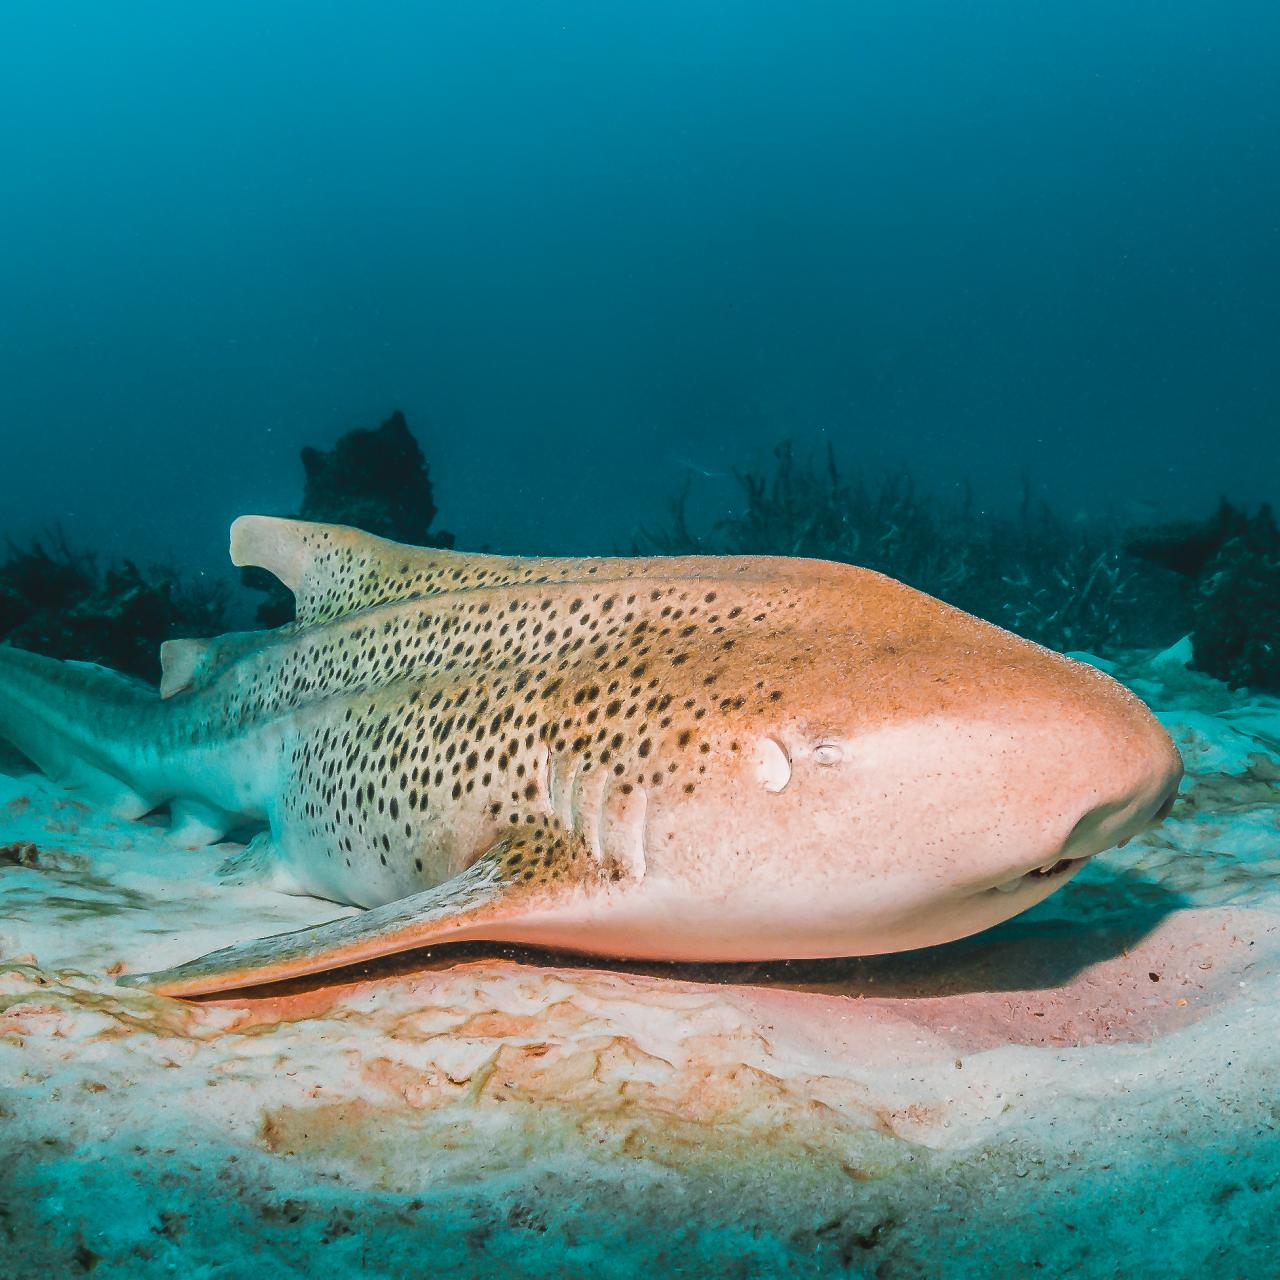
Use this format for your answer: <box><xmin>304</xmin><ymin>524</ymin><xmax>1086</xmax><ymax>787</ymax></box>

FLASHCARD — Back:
<box><xmin>948</xmin><ymin>652</ymin><xmax>1182</xmax><ymax>912</ymax></box>
<box><xmin>992</xmin><ymin>684</ymin><xmax>1184</xmax><ymax>894</ymax></box>
<box><xmin>1061</xmin><ymin>768</ymin><xmax>1181</xmax><ymax>861</ymax></box>
<box><xmin>1064</xmin><ymin>696</ymin><xmax>1183</xmax><ymax>855</ymax></box>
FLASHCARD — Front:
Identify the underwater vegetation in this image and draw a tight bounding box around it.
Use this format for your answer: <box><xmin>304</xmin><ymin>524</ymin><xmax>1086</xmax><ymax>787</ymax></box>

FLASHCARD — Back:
<box><xmin>242</xmin><ymin>409</ymin><xmax>455</xmax><ymax>626</ymax></box>
<box><xmin>636</xmin><ymin>442</ymin><xmax>1191</xmax><ymax>656</ymax></box>
<box><xmin>0</xmin><ymin>529</ymin><xmax>226</xmax><ymax>683</ymax></box>
<box><xmin>1126</xmin><ymin>499</ymin><xmax>1280</xmax><ymax>691</ymax></box>
<box><xmin>641</xmin><ymin>446</ymin><xmax>1280</xmax><ymax>690</ymax></box>
<box><xmin>3</xmin><ymin>422</ymin><xmax>1277</xmax><ymax>691</ymax></box>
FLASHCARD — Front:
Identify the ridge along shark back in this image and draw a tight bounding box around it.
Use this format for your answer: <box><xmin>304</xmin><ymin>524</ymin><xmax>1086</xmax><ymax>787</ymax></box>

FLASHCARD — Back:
<box><xmin>0</xmin><ymin>515</ymin><xmax>1183</xmax><ymax>997</ymax></box>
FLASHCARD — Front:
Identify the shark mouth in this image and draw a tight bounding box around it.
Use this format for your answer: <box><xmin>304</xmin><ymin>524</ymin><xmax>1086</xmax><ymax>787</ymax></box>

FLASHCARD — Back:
<box><xmin>1029</xmin><ymin>858</ymin><xmax>1076</xmax><ymax>879</ymax></box>
<box><xmin>989</xmin><ymin>784</ymin><xmax>1178</xmax><ymax>897</ymax></box>
<box><xmin>992</xmin><ymin>856</ymin><xmax>1083</xmax><ymax>894</ymax></box>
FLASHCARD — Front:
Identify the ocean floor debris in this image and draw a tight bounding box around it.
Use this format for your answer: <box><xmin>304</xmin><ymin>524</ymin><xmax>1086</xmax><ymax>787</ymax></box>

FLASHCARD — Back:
<box><xmin>1</xmin><ymin>647</ymin><xmax>1278</xmax><ymax>1277</ymax></box>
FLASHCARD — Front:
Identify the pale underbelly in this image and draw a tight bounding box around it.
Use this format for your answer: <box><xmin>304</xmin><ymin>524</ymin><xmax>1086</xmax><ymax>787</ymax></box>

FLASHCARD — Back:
<box><xmin>470</xmin><ymin>865</ymin><xmax>1083</xmax><ymax>962</ymax></box>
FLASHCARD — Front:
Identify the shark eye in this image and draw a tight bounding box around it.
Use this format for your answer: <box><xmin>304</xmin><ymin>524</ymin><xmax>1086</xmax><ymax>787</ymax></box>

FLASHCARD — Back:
<box><xmin>813</xmin><ymin>742</ymin><xmax>844</xmax><ymax>766</ymax></box>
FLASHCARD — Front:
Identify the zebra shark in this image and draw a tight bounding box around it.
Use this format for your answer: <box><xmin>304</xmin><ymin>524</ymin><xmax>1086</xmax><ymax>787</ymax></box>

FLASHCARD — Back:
<box><xmin>0</xmin><ymin>516</ymin><xmax>1182</xmax><ymax>996</ymax></box>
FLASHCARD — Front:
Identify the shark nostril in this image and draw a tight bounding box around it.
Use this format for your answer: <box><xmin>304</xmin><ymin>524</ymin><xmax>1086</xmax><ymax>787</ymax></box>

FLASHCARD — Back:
<box><xmin>1061</xmin><ymin>793</ymin><xmax>1131</xmax><ymax>859</ymax></box>
<box><xmin>1065</xmin><ymin>774</ymin><xmax>1179</xmax><ymax>860</ymax></box>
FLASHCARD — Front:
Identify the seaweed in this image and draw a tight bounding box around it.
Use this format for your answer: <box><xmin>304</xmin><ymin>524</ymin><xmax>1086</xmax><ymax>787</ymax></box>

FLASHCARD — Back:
<box><xmin>1192</xmin><ymin>536</ymin><xmax>1280</xmax><ymax>691</ymax></box>
<box><xmin>637</xmin><ymin>443</ymin><xmax>1190</xmax><ymax>654</ymax></box>
<box><xmin>639</xmin><ymin>443</ymin><xmax>977</xmax><ymax>598</ymax></box>
<box><xmin>1127</xmin><ymin>500</ymin><xmax>1280</xmax><ymax>690</ymax></box>
<box><xmin>0</xmin><ymin>411</ymin><xmax>453</xmax><ymax>668</ymax></box>
<box><xmin>0</xmin><ymin>529</ymin><xmax>228</xmax><ymax>683</ymax></box>
<box><xmin>1124</xmin><ymin>497</ymin><xmax>1268</xmax><ymax>581</ymax></box>
<box><xmin>244</xmin><ymin>410</ymin><xmax>454</xmax><ymax>625</ymax></box>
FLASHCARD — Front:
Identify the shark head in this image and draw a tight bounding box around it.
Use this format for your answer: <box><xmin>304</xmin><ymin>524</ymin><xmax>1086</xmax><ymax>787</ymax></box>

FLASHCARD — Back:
<box><xmin>630</xmin><ymin>574</ymin><xmax>1184</xmax><ymax>960</ymax></box>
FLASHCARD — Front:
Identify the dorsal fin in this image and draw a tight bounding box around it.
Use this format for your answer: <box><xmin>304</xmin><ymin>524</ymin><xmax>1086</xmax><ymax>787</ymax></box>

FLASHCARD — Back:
<box><xmin>229</xmin><ymin>516</ymin><xmax>533</xmax><ymax>625</ymax></box>
<box><xmin>228</xmin><ymin>514</ymin><xmax>838</xmax><ymax>629</ymax></box>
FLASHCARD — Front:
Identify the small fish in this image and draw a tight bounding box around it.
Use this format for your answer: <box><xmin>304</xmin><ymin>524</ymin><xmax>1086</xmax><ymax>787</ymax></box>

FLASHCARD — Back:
<box><xmin>668</xmin><ymin>454</ymin><xmax>729</xmax><ymax>480</ymax></box>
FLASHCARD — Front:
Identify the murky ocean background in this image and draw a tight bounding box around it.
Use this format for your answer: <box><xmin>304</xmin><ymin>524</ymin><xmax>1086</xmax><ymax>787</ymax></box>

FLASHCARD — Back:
<box><xmin>3</xmin><ymin>3</ymin><xmax>1278</xmax><ymax>567</ymax></box>
<box><xmin>1</xmin><ymin>4</ymin><xmax>1278</xmax><ymax>1276</ymax></box>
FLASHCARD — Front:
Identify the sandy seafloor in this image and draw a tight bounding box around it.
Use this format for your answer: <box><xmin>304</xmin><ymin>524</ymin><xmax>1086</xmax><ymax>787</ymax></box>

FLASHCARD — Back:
<box><xmin>1</xmin><ymin>640</ymin><xmax>1278</xmax><ymax>1278</ymax></box>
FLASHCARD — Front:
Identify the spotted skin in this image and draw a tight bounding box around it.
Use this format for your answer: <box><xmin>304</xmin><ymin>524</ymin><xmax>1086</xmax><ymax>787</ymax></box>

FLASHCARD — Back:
<box><xmin>258</xmin><ymin>567</ymin><xmax>800</xmax><ymax>907</ymax></box>
<box><xmin>0</xmin><ymin>517</ymin><xmax>1183</xmax><ymax>997</ymax></box>
<box><xmin>142</xmin><ymin>518</ymin><xmax>857</xmax><ymax>914</ymax></box>
<box><xmin>124</xmin><ymin>522</ymin><xmax>867</xmax><ymax>992</ymax></box>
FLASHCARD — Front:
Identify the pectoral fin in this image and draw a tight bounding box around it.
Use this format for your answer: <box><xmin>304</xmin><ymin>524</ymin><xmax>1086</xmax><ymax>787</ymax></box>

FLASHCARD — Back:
<box><xmin>119</xmin><ymin>818</ymin><xmax>593</xmax><ymax>997</ymax></box>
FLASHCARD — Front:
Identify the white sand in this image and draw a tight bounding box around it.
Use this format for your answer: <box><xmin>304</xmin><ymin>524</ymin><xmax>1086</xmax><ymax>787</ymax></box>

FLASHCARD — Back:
<box><xmin>1</xmin><ymin>643</ymin><xmax>1278</xmax><ymax>1277</ymax></box>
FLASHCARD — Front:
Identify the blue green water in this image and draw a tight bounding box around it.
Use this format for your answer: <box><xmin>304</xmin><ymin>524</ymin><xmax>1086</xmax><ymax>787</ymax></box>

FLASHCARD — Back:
<box><xmin>1</xmin><ymin>2</ymin><xmax>1277</xmax><ymax>570</ymax></box>
<box><xmin>1</xmin><ymin>5</ymin><xmax>1278</xmax><ymax>1277</ymax></box>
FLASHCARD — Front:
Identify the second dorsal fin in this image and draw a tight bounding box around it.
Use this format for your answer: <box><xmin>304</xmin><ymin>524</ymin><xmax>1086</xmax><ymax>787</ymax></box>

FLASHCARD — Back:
<box><xmin>158</xmin><ymin>638</ymin><xmax>209</xmax><ymax>698</ymax></box>
<box><xmin>158</xmin><ymin>629</ymin><xmax>280</xmax><ymax>698</ymax></box>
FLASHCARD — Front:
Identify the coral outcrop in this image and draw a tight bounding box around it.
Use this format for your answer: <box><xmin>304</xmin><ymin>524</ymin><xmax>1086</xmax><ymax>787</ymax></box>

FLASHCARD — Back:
<box><xmin>244</xmin><ymin>410</ymin><xmax>455</xmax><ymax>625</ymax></box>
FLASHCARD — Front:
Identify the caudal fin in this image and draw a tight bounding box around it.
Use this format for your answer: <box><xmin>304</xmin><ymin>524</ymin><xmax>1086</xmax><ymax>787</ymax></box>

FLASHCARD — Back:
<box><xmin>0</xmin><ymin>645</ymin><xmax>163</xmax><ymax>817</ymax></box>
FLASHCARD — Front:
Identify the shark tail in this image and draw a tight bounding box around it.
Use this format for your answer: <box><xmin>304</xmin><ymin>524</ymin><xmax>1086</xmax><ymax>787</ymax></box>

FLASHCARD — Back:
<box><xmin>0</xmin><ymin>644</ymin><xmax>167</xmax><ymax>819</ymax></box>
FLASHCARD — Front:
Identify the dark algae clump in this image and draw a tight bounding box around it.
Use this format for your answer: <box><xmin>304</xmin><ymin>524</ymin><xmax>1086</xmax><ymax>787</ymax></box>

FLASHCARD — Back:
<box><xmin>298</xmin><ymin>409</ymin><xmax>450</xmax><ymax>547</ymax></box>
<box><xmin>1192</xmin><ymin>528</ymin><xmax>1280</xmax><ymax>691</ymax></box>
<box><xmin>243</xmin><ymin>410</ymin><xmax>456</xmax><ymax>626</ymax></box>
<box><xmin>0</xmin><ymin>531</ymin><xmax>226</xmax><ymax>684</ymax></box>
<box><xmin>0</xmin><ymin>411</ymin><xmax>460</xmax><ymax>669</ymax></box>
<box><xmin>637</xmin><ymin>442</ymin><xmax>1191</xmax><ymax>656</ymax></box>
<box><xmin>1128</xmin><ymin>499</ymin><xmax>1280</xmax><ymax>691</ymax></box>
